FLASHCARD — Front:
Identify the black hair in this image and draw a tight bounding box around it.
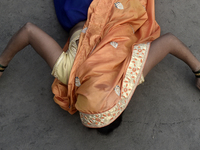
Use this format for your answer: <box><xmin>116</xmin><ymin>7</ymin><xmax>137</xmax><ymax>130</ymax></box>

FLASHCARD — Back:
<box><xmin>96</xmin><ymin>113</ymin><xmax>123</xmax><ymax>135</ymax></box>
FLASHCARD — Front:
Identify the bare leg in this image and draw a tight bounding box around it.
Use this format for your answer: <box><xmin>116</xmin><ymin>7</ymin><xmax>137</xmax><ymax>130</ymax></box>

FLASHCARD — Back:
<box><xmin>0</xmin><ymin>22</ymin><xmax>63</xmax><ymax>77</ymax></box>
<box><xmin>143</xmin><ymin>33</ymin><xmax>200</xmax><ymax>89</ymax></box>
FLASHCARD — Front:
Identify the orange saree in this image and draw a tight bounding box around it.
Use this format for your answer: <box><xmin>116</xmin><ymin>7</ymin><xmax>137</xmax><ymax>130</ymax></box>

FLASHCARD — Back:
<box><xmin>52</xmin><ymin>0</ymin><xmax>160</xmax><ymax>128</ymax></box>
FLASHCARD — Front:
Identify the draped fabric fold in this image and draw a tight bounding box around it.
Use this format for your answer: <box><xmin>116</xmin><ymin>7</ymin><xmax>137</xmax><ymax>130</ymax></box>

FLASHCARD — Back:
<box><xmin>52</xmin><ymin>0</ymin><xmax>160</xmax><ymax>127</ymax></box>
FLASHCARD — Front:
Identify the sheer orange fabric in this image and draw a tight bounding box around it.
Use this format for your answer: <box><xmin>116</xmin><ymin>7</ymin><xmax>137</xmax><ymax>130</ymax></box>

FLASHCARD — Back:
<box><xmin>52</xmin><ymin>0</ymin><xmax>160</xmax><ymax>126</ymax></box>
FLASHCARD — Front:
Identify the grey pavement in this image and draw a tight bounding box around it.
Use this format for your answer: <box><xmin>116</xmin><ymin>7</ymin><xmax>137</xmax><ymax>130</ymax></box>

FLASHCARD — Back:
<box><xmin>0</xmin><ymin>0</ymin><xmax>200</xmax><ymax>150</ymax></box>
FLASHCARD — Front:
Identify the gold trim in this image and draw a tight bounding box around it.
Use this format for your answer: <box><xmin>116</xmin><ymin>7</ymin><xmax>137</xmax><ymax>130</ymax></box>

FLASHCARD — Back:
<box><xmin>80</xmin><ymin>43</ymin><xmax>150</xmax><ymax>128</ymax></box>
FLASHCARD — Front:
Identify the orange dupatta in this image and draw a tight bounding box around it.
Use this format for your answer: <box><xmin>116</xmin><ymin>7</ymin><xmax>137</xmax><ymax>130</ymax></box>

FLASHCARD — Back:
<box><xmin>52</xmin><ymin>0</ymin><xmax>160</xmax><ymax>128</ymax></box>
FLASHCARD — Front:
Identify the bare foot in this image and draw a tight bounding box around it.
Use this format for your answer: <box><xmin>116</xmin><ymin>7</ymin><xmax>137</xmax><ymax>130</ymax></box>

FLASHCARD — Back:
<box><xmin>192</xmin><ymin>66</ymin><xmax>200</xmax><ymax>90</ymax></box>
<box><xmin>196</xmin><ymin>78</ymin><xmax>200</xmax><ymax>90</ymax></box>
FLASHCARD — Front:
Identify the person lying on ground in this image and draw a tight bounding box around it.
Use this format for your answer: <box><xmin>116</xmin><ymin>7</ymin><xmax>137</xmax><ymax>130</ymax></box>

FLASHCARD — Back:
<box><xmin>1</xmin><ymin>0</ymin><xmax>200</xmax><ymax>134</ymax></box>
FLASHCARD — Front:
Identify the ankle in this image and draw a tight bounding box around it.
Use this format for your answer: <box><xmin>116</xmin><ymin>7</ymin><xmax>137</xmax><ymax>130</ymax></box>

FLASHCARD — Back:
<box><xmin>192</xmin><ymin>64</ymin><xmax>200</xmax><ymax>79</ymax></box>
<box><xmin>192</xmin><ymin>63</ymin><xmax>200</xmax><ymax>73</ymax></box>
<box><xmin>0</xmin><ymin>57</ymin><xmax>10</xmax><ymax>66</ymax></box>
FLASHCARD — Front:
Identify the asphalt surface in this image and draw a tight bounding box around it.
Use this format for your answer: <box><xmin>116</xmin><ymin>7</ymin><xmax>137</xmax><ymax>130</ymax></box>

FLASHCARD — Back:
<box><xmin>0</xmin><ymin>0</ymin><xmax>200</xmax><ymax>149</ymax></box>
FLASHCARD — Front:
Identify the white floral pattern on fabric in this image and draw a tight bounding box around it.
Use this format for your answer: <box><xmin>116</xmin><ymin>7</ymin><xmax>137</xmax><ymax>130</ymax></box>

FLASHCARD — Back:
<box><xmin>114</xmin><ymin>2</ymin><xmax>124</xmax><ymax>10</ymax></box>
<box><xmin>114</xmin><ymin>85</ymin><xmax>121</xmax><ymax>96</ymax></box>
<box><xmin>110</xmin><ymin>41</ymin><xmax>118</xmax><ymax>48</ymax></box>
<box><xmin>75</xmin><ymin>77</ymin><xmax>81</xmax><ymax>87</ymax></box>
<box><xmin>121</xmin><ymin>43</ymin><xmax>150</xmax><ymax>98</ymax></box>
<box><xmin>80</xmin><ymin>43</ymin><xmax>150</xmax><ymax>128</ymax></box>
<box><xmin>82</xmin><ymin>27</ymin><xmax>88</xmax><ymax>33</ymax></box>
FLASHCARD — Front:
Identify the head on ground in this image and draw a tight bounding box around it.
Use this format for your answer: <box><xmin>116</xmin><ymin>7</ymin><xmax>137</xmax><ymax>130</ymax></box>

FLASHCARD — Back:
<box><xmin>87</xmin><ymin>113</ymin><xmax>123</xmax><ymax>135</ymax></box>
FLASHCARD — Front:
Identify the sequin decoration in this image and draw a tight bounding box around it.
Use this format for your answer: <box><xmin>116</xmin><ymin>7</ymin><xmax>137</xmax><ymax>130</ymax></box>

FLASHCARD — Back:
<box><xmin>80</xmin><ymin>43</ymin><xmax>150</xmax><ymax>128</ymax></box>
<box><xmin>75</xmin><ymin>77</ymin><xmax>81</xmax><ymax>87</ymax></box>
<box><xmin>130</xmin><ymin>25</ymin><xmax>135</xmax><ymax>34</ymax></box>
<box><xmin>110</xmin><ymin>41</ymin><xmax>118</xmax><ymax>48</ymax></box>
<box><xmin>82</xmin><ymin>27</ymin><xmax>88</xmax><ymax>33</ymax></box>
<box><xmin>114</xmin><ymin>2</ymin><xmax>124</xmax><ymax>10</ymax></box>
<box><xmin>142</xmin><ymin>5</ymin><xmax>146</xmax><ymax>10</ymax></box>
<box><xmin>114</xmin><ymin>85</ymin><xmax>121</xmax><ymax>96</ymax></box>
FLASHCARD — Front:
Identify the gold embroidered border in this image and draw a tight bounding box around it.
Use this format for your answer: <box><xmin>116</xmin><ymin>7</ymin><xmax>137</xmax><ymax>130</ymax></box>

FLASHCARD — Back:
<box><xmin>80</xmin><ymin>43</ymin><xmax>150</xmax><ymax>128</ymax></box>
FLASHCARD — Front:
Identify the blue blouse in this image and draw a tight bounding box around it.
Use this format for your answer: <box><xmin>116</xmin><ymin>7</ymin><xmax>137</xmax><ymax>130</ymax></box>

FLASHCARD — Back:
<box><xmin>54</xmin><ymin>0</ymin><xmax>93</xmax><ymax>32</ymax></box>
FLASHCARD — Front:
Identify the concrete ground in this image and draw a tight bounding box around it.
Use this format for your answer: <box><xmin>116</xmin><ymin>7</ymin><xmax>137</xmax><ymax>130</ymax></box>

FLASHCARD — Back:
<box><xmin>0</xmin><ymin>0</ymin><xmax>200</xmax><ymax>149</ymax></box>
